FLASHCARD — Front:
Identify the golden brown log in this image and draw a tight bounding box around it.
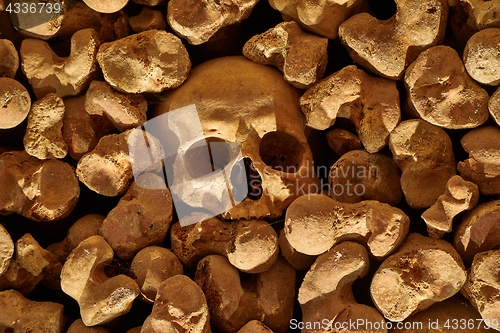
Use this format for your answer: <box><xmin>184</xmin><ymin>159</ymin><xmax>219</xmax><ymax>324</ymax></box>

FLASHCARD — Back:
<box><xmin>20</xmin><ymin>28</ymin><xmax>100</xmax><ymax>98</ymax></box>
<box><xmin>0</xmin><ymin>289</ymin><xmax>64</xmax><ymax>332</ymax></box>
<box><xmin>195</xmin><ymin>256</ymin><xmax>295</xmax><ymax>333</ymax></box>
<box><xmin>389</xmin><ymin>119</ymin><xmax>456</xmax><ymax>209</ymax></box>
<box><xmin>243</xmin><ymin>21</ymin><xmax>328</xmax><ymax>89</ymax></box>
<box><xmin>0</xmin><ymin>151</ymin><xmax>80</xmax><ymax>221</ymax></box>
<box><xmin>458</xmin><ymin>126</ymin><xmax>500</xmax><ymax>196</ymax></box>
<box><xmin>141</xmin><ymin>275</ymin><xmax>211</xmax><ymax>333</ymax></box>
<box><xmin>171</xmin><ymin>217</ymin><xmax>278</xmax><ymax>273</ymax></box>
<box><xmin>339</xmin><ymin>0</ymin><xmax>448</xmax><ymax>80</ymax></box>
<box><xmin>328</xmin><ymin>149</ymin><xmax>402</xmax><ymax>205</ymax></box>
<box><xmin>0</xmin><ymin>39</ymin><xmax>18</xmax><ymax>78</ymax></box>
<box><xmin>464</xmin><ymin>28</ymin><xmax>500</xmax><ymax>86</ymax></box>
<box><xmin>0</xmin><ymin>78</ymin><xmax>30</xmax><ymax>130</ymax></box>
<box><xmin>422</xmin><ymin>175</ymin><xmax>479</xmax><ymax>238</ymax></box>
<box><xmin>299</xmin><ymin>241</ymin><xmax>387</xmax><ymax>333</ymax></box>
<box><xmin>129</xmin><ymin>7</ymin><xmax>166</xmax><ymax>33</ymax></box>
<box><xmin>100</xmin><ymin>173</ymin><xmax>173</xmax><ymax>260</ymax></box>
<box><xmin>300</xmin><ymin>65</ymin><xmax>400</xmax><ymax>153</ymax></box>
<box><xmin>405</xmin><ymin>45</ymin><xmax>489</xmax><ymax>129</ymax></box>
<box><xmin>285</xmin><ymin>194</ymin><xmax>409</xmax><ymax>259</ymax></box>
<box><xmin>24</xmin><ymin>93</ymin><xmax>68</xmax><ymax>160</ymax></box>
<box><xmin>131</xmin><ymin>246</ymin><xmax>183</xmax><ymax>302</ymax></box>
<box><xmin>96</xmin><ymin>30</ymin><xmax>190</xmax><ymax>93</ymax></box>
<box><xmin>61</xmin><ymin>235</ymin><xmax>140</xmax><ymax>326</ymax></box>
<box><xmin>371</xmin><ymin>234</ymin><xmax>467</xmax><ymax>321</ymax></box>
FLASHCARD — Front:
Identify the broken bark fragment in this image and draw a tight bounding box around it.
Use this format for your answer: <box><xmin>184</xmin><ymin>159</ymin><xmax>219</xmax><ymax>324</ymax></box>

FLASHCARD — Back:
<box><xmin>0</xmin><ymin>39</ymin><xmax>18</xmax><ymax>78</ymax></box>
<box><xmin>268</xmin><ymin>0</ymin><xmax>366</xmax><ymax>39</ymax></box>
<box><xmin>422</xmin><ymin>175</ymin><xmax>479</xmax><ymax>238</ymax></box>
<box><xmin>371</xmin><ymin>233</ymin><xmax>467</xmax><ymax>322</ymax></box>
<box><xmin>85</xmin><ymin>80</ymin><xmax>147</xmax><ymax>131</ymax></box>
<box><xmin>300</xmin><ymin>65</ymin><xmax>400</xmax><ymax>153</ymax></box>
<box><xmin>463</xmin><ymin>249</ymin><xmax>500</xmax><ymax>330</ymax></box>
<box><xmin>243</xmin><ymin>21</ymin><xmax>328</xmax><ymax>89</ymax></box>
<box><xmin>325</xmin><ymin>128</ymin><xmax>362</xmax><ymax>156</ymax></box>
<box><xmin>141</xmin><ymin>275</ymin><xmax>211</xmax><ymax>333</ymax></box>
<box><xmin>171</xmin><ymin>217</ymin><xmax>278</xmax><ymax>273</ymax></box>
<box><xmin>195</xmin><ymin>255</ymin><xmax>295</xmax><ymax>333</ymax></box>
<box><xmin>389</xmin><ymin>119</ymin><xmax>456</xmax><ymax>209</ymax></box>
<box><xmin>0</xmin><ymin>77</ymin><xmax>30</xmax><ymax>130</ymax></box>
<box><xmin>100</xmin><ymin>173</ymin><xmax>173</xmax><ymax>260</ymax></box>
<box><xmin>131</xmin><ymin>246</ymin><xmax>183</xmax><ymax>302</ymax></box>
<box><xmin>24</xmin><ymin>93</ymin><xmax>68</xmax><ymax>160</ymax></box>
<box><xmin>453</xmin><ymin>200</ymin><xmax>500</xmax><ymax>263</ymax></box>
<box><xmin>464</xmin><ymin>28</ymin><xmax>500</xmax><ymax>86</ymax></box>
<box><xmin>97</xmin><ymin>30</ymin><xmax>191</xmax><ymax>93</ymax></box>
<box><xmin>129</xmin><ymin>7</ymin><xmax>167</xmax><ymax>33</ymax></box>
<box><xmin>0</xmin><ymin>289</ymin><xmax>64</xmax><ymax>332</ymax></box>
<box><xmin>405</xmin><ymin>45</ymin><xmax>489</xmax><ymax>129</ymax></box>
<box><xmin>328</xmin><ymin>149</ymin><xmax>402</xmax><ymax>205</ymax></box>
<box><xmin>458</xmin><ymin>126</ymin><xmax>500</xmax><ymax>196</ymax></box>
<box><xmin>167</xmin><ymin>0</ymin><xmax>258</xmax><ymax>45</ymax></box>
<box><xmin>60</xmin><ymin>235</ymin><xmax>140</xmax><ymax>326</ymax></box>
<box><xmin>299</xmin><ymin>241</ymin><xmax>387</xmax><ymax>333</ymax></box>
<box><xmin>338</xmin><ymin>0</ymin><xmax>448</xmax><ymax>80</ymax></box>
<box><xmin>285</xmin><ymin>194</ymin><xmax>410</xmax><ymax>259</ymax></box>
<box><xmin>20</xmin><ymin>28</ymin><xmax>100</xmax><ymax>98</ymax></box>
<box><xmin>0</xmin><ymin>150</ymin><xmax>80</xmax><ymax>221</ymax></box>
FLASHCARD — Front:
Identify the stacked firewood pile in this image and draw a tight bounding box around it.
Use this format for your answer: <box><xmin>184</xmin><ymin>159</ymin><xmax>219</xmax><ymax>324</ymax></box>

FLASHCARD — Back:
<box><xmin>0</xmin><ymin>0</ymin><xmax>499</xmax><ymax>332</ymax></box>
